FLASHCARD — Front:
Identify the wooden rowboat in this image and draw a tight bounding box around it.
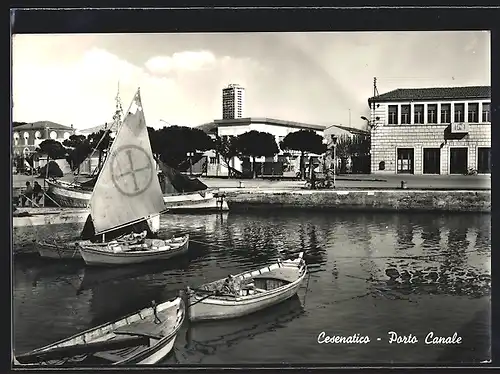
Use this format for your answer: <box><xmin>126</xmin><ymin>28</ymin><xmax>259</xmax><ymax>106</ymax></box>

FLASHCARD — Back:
<box><xmin>14</xmin><ymin>297</ymin><xmax>185</xmax><ymax>366</ymax></box>
<box><xmin>36</xmin><ymin>234</ymin><xmax>188</xmax><ymax>262</ymax></box>
<box><xmin>187</xmin><ymin>252</ymin><xmax>307</xmax><ymax>322</ymax></box>
<box><xmin>78</xmin><ymin>234</ymin><xmax>190</xmax><ymax>266</ymax></box>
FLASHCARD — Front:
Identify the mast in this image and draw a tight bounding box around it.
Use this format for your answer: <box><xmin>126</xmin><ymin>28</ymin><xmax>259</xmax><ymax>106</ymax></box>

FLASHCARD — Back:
<box><xmin>91</xmin><ymin>82</ymin><xmax>124</xmax><ymax>177</ymax></box>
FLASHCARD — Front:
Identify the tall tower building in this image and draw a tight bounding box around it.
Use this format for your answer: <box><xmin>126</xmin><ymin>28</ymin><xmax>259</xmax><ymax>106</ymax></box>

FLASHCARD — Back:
<box><xmin>222</xmin><ymin>84</ymin><xmax>245</xmax><ymax>119</ymax></box>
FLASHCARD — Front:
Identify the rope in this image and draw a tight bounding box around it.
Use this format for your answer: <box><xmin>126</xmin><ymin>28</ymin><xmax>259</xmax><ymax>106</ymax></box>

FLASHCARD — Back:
<box><xmin>152</xmin><ymin>301</ymin><xmax>162</xmax><ymax>324</ymax></box>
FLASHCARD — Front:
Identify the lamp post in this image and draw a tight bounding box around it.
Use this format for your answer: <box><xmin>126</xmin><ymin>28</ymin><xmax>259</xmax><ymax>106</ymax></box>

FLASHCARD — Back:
<box><xmin>361</xmin><ymin>116</ymin><xmax>370</xmax><ymax>128</ymax></box>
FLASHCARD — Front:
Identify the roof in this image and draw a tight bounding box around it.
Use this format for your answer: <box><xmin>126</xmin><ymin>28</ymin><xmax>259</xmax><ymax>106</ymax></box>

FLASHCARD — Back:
<box><xmin>201</xmin><ymin>117</ymin><xmax>326</xmax><ymax>133</ymax></box>
<box><xmin>368</xmin><ymin>86</ymin><xmax>491</xmax><ymax>104</ymax></box>
<box><xmin>13</xmin><ymin>121</ymin><xmax>74</xmax><ymax>131</ymax></box>
<box><xmin>325</xmin><ymin>124</ymin><xmax>370</xmax><ymax>135</ymax></box>
<box><xmin>78</xmin><ymin>122</ymin><xmax>117</xmax><ymax>135</ymax></box>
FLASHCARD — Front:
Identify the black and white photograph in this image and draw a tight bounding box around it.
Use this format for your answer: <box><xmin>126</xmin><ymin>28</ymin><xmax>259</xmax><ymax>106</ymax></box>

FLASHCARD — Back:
<box><xmin>11</xmin><ymin>15</ymin><xmax>491</xmax><ymax>367</ymax></box>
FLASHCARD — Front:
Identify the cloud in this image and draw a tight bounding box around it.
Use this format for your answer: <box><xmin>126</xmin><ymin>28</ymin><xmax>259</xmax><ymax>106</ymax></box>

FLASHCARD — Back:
<box><xmin>12</xmin><ymin>38</ymin><xmax>265</xmax><ymax>129</ymax></box>
<box><xmin>145</xmin><ymin>50</ymin><xmax>217</xmax><ymax>75</ymax></box>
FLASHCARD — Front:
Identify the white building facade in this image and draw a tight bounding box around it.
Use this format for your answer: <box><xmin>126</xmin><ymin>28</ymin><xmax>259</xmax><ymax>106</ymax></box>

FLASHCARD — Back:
<box><xmin>369</xmin><ymin>86</ymin><xmax>491</xmax><ymax>175</ymax></box>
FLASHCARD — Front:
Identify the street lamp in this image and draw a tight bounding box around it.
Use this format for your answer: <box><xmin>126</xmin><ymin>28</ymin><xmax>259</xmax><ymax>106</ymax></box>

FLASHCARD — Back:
<box><xmin>331</xmin><ymin>134</ymin><xmax>338</xmax><ymax>189</ymax></box>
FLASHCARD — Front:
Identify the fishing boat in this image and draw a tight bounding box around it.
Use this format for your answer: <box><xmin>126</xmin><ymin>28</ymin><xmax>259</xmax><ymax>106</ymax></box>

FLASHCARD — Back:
<box><xmin>186</xmin><ymin>252</ymin><xmax>307</xmax><ymax>322</ymax></box>
<box><xmin>36</xmin><ymin>232</ymin><xmax>188</xmax><ymax>261</ymax></box>
<box><xmin>45</xmin><ymin>163</ymin><xmax>229</xmax><ymax>213</ymax></box>
<box><xmin>77</xmin><ymin>88</ymin><xmax>190</xmax><ymax>266</ymax></box>
<box><xmin>14</xmin><ymin>297</ymin><xmax>185</xmax><ymax>366</ymax></box>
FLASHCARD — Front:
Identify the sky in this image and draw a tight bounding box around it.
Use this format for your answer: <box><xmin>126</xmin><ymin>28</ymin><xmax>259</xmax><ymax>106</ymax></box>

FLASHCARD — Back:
<box><xmin>12</xmin><ymin>31</ymin><xmax>490</xmax><ymax>130</ymax></box>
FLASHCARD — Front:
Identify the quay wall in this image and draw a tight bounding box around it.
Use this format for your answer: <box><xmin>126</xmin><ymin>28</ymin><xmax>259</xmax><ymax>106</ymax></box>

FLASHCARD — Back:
<box><xmin>222</xmin><ymin>189</ymin><xmax>491</xmax><ymax>213</ymax></box>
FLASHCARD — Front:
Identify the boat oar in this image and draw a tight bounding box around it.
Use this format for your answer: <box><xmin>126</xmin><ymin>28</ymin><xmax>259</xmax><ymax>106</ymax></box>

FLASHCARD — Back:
<box><xmin>15</xmin><ymin>335</ymin><xmax>149</xmax><ymax>364</ymax></box>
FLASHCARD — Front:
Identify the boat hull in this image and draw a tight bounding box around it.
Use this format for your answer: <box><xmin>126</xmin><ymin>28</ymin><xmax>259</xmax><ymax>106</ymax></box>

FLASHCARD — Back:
<box><xmin>45</xmin><ymin>179</ymin><xmax>228</xmax><ymax>212</ymax></box>
<box><xmin>188</xmin><ymin>253</ymin><xmax>306</xmax><ymax>322</ymax></box>
<box><xmin>13</xmin><ymin>208</ymin><xmax>89</xmax><ymax>228</ymax></box>
<box><xmin>79</xmin><ymin>235</ymin><xmax>189</xmax><ymax>266</ymax></box>
<box><xmin>14</xmin><ymin>297</ymin><xmax>185</xmax><ymax>366</ymax></box>
<box><xmin>36</xmin><ymin>241</ymin><xmax>83</xmax><ymax>259</ymax></box>
<box><xmin>45</xmin><ymin>180</ymin><xmax>91</xmax><ymax>208</ymax></box>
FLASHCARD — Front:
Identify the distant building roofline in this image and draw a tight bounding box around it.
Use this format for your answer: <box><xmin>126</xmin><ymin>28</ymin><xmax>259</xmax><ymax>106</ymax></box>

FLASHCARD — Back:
<box><xmin>13</xmin><ymin>121</ymin><xmax>74</xmax><ymax>131</ymax></box>
<box><xmin>368</xmin><ymin>85</ymin><xmax>491</xmax><ymax>106</ymax></box>
<box><xmin>212</xmin><ymin>117</ymin><xmax>326</xmax><ymax>131</ymax></box>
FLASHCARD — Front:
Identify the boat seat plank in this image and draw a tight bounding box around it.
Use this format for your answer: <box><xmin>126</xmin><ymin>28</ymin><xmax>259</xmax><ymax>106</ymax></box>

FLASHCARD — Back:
<box><xmin>252</xmin><ymin>268</ymin><xmax>300</xmax><ymax>283</ymax></box>
<box><xmin>114</xmin><ymin>322</ymin><xmax>163</xmax><ymax>340</ymax></box>
<box><xmin>93</xmin><ymin>350</ymin><xmax>131</xmax><ymax>363</ymax></box>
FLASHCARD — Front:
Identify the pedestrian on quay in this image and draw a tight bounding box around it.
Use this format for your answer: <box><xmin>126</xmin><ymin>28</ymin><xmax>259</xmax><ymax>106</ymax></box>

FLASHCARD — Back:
<box><xmin>21</xmin><ymin>181</ymin><xmax>33</xmax><ymax>207</ymax></box>
<box><xmin>33</xmin><ymin>181</ymin><xmax>43</xmax><ymax>206</ymax></box>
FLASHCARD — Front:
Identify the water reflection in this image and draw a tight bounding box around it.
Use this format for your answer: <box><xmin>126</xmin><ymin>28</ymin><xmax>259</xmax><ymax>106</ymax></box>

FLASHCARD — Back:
<box><xmin>170</xmin><ymin>296</ymin><xmax>305</xmax><ymax>364</ymax></box>
<box><xmin>13</xmin><ymin>211</ymin><xmax>491</xmax><ymax>364</ymax></box>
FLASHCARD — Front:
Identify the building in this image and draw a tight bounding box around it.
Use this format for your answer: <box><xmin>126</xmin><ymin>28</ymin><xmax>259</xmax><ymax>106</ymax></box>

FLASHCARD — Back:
<box><xmin>222</xmin><ymin>84</ymin><xmax>245</xmax><ymax>120</ymax></box>
<box><xmin>323</xmin><ymin>124</ymin><xmax>370</xmax><ymax>140</ymax></box>
<box><xmin>198</xmin><ymin>117</ymin><xmax>326</xmax><ymax>176</ymax></box>
<box><xmin>368</xmin><ymin>86</ymin><xmax>491</xmax><ymax>175</ymax></box>
<box><xmin>12</xmin><ymin>121</ymin><xmax>75</xmax><ymax>157</ymax></box>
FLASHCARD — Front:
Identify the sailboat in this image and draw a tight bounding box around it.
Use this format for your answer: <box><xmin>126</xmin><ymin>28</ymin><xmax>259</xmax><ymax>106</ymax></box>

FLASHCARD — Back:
<box><xmin>36</xmin><ymin>89</ymin><xmax>189</xmax><ymax>264</ymax></box>
<box><xmin>72</xmin><ymin>88</ymin><xmax>190</xmax><ymax>266</ymax></box>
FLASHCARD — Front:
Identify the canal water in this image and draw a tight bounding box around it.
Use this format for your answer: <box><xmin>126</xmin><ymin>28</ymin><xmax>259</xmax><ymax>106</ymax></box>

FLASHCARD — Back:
<box><xmin>13</xmin><ymin>211</ymin><xmax>491</xmax><ymax>365</ymax></box>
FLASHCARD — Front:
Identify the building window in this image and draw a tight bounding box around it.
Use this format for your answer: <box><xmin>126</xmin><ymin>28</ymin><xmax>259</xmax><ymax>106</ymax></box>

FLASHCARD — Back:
<box><xmin>209</xmin><ymin>156</ymin><xmax>217</xmax><ymax>165</ymax></box>
<box><xmin>441</xmin><ymin>104</ymin><xmax>451</xmax><ymax>123</ymax></box>
<box><xmin>427</xmin><ymin>104</ymin><xmax>437</xmax><ymax>123</ymax></box>
<box><xmin>477</xmin><ymin>147</ymin><xmax>491</xmax><ymax>174</ymax></box>
<box><xmin>467</xmin><ymin>103</ymin><xmax>479</xmax><ymax>123</ymax></box>
<box><xmin>414</xmin><ymin>104</ymin><xmax>424</xmax><ymax>124</ymax></box>
<box><xmin>401</xmin><ymin>105</ymin><xmax>410</xmax><ymax>124</ymax></box>
<box><xmin>50</xmin><ymin>131</ymin><xmax>57</xmax><ymax>140</ymax></box>
<box><xmin>482</xmin><ymin>102</ymin><xmax>491</xmax><ymax>122</ymax></box>
<box><xmin>454</xmin><ymin>103</ymin><xmax>465</xmax><ymax>122</ymax></box>
<box><xmin>388</xmin><ymin>105</ymin><xmax>398</xmax><ymax>124</ymax></box>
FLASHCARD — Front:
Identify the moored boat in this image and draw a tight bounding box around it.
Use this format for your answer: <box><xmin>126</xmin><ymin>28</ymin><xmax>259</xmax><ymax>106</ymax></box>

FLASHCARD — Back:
<box><xmin>78</xmin><ymin>234</ymin><xmax>189</xmax><ymax>266</ymax></box>
<box><xmin>186</xmin><ymin>252</ymin><xmax>306</xmax><ymax>322</ymax></box>
<box><xmin>75</xmin><ymin>88</ymin><xmax>190</xmax><ymax>266</ymax></box>
<box><xmin>36</xmin><ymin>231</ymin><xmax>186</xmax><ymax>262</ymax></box>
<box><xmin>14</xmin><ymin>297</ymin><xmax>185</xmax><ymax>366</ymax></box>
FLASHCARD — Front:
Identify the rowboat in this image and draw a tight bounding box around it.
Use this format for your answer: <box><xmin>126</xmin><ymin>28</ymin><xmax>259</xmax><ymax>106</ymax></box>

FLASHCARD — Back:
<box><xmin>36</xmin><ymin>232</ymin><xmax>188</xmax><ymax>262</ymax></box>
<box><xmin>14</xmin><ymin>297</ymin><xmax>185</xmax><ymax>366</ymax></box>
<box><xmin>78</xmin><ymin>234</ymin><xmax>189</xmax><ymax>266</ymax></box>
<box><xmin>186</xmin><ymin>252</ymin><xmax>306</xmax><ymax>322</ymax></box>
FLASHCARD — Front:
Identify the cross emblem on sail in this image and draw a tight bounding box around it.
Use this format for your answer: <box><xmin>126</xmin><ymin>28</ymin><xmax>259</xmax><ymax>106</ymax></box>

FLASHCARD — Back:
<box><xmin>88</xmin><ymin>88</ymin><xmax>165</xmax><ymax>236</ymax></box>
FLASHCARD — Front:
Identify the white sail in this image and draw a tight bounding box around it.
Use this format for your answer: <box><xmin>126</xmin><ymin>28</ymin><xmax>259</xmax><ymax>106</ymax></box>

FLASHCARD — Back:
<box><xmin>89</xmin><ymin>89</ymin><xmax>165</xmax><ymax>235</ymax></box>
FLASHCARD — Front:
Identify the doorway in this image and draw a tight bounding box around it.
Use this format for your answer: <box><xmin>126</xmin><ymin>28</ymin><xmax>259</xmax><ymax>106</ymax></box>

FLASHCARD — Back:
<box><xmin>397</xmin><ymin>148</ymin><xmax>414</xmax><ymax>174</ymax></box>
<box><xmin>449</xmin><ymin>147</ymin><xmax>468</xmax><ymax>174</ymax></box>
<box><xmin>477</xmin><ymin>147</ymin><xmax>491</xmax><ymax>174</ymax></box>
<box><xmin>423</xmin><ymin>148</ymin><xmax>441</xmax><ymax>174</ymax></box>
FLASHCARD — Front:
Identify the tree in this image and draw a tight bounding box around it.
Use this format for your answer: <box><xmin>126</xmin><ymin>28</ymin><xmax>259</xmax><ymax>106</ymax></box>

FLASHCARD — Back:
<box><xmin>214</xmin><ymin>135</ymin><xmax>239</xmax><ymax>177</ymax></box>
<box><xmin>280</xmin><ymin>130</ymin><xmax>326</xmax><ymax>179</ymax></box>
<box><xmin>234</xmin><ymin>130</ymin><xmax>279</xmax><ymax>178</ymax></box>
<box><xmin>64</xmin><ymin>135</ymin><xmax>92</xmax><ymax>172</ymax></box>
<box><xmin>148</xmin><ymin>126</ymin><xmax>214</xmax><ymax>169</ymax></box>
<box><xmin>36</xmin><ymin>139</ymin><xmax>68</xmax><ymax>160</ymax></box>
<box><xmin>334</xmin><ymin>134</ymin><xmax>371</xmax><ymax>173</ymax></box>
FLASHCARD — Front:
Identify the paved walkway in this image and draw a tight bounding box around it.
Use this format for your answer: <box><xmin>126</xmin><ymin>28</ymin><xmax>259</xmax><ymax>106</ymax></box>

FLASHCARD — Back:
<box><xmin>12</xmin><ymin>173</ymin><xmax>491</xmax><ymax>192</ymax></box>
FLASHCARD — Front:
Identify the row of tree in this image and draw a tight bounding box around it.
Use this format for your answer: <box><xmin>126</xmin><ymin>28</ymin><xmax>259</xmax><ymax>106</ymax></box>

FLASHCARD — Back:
<box><xmin>30</xmin><ymin>125</ymin><xmax>369</xmax><ymax>179</ymax></box>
